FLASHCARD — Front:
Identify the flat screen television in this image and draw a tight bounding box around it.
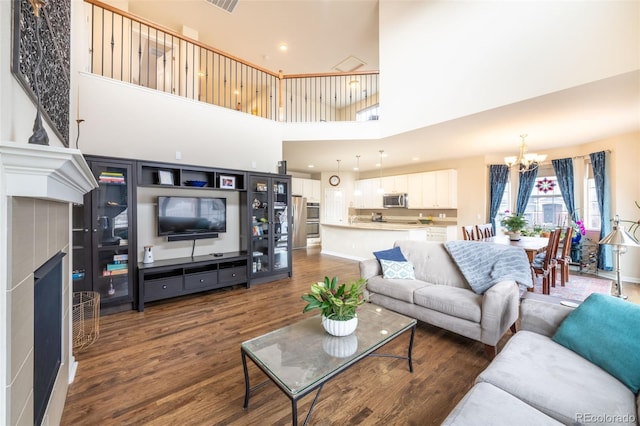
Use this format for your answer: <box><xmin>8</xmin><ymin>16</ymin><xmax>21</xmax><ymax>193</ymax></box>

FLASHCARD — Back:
<box><xmin>157</xmin><ymin>196</ymin><xmax>226</xmax><ymax>241</ymax></box>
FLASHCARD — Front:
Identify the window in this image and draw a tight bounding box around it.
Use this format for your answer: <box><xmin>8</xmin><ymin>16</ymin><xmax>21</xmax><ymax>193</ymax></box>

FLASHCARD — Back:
<box><xmin>495</xmin><ymin>180</ymin><xmax>512</xmax><ymax>228</ymax></box>
<box><xmin>524</xmin><ymin>167</ymin><xmax>568</xmax><ymax>229</ymax></box>
<box><xmin>356</xmin><ymin>104</ymin><xmax>379</xmax><ymax>122</ymax></box>
<box><xmin>584</xmin><ymin>162</ymin><xmax>600</xmax><ymax>231</ymax></box>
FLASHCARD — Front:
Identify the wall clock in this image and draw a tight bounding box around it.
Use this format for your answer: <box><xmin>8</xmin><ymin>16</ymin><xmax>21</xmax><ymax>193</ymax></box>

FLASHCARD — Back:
<box><xmin>329</xmin><ymin>175</ymin><xmax>340</xmax><ymax>186</ymax></box>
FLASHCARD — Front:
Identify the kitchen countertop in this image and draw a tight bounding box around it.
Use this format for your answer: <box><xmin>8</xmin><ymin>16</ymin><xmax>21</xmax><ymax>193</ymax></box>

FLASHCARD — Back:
<box><xmin>322</xmin><ymin>222</ymin><xmax>454</xmax><ymax>230</ymax></box>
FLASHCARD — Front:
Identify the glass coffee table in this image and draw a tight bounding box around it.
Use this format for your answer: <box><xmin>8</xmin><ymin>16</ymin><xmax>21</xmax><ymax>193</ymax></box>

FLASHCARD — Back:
<box><xmin>241</xmin><ymin>303</ymin><xmax>417</xmax><ymax>425</ymax></box>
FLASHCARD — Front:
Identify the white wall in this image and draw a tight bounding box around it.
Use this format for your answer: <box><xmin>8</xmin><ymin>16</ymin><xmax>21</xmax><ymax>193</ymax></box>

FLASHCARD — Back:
<box><xmin>378</xmin><ymin>0</ymin><xmax>640</xmax><ymax>137</ymax></box>
<box><xmin>77</xmin><ymin>73</ymin><xmax>283</xmax><ymax>173</ymax></box>
<box><xmin>137</xmin><ymin>187</ymin><xmax>242</xmax><ymax>261</ymax></box>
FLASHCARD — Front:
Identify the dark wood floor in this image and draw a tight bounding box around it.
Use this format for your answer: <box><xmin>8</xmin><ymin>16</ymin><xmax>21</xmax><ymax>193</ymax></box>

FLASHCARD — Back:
<box><xmin>61</xmin><ymin>248</ymin><xmax>498</xmax><ymax>426</ymax></box>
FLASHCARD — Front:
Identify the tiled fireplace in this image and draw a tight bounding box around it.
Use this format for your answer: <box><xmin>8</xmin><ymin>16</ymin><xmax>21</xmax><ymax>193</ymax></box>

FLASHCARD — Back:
<box><xmin>0</xmin><ymin>141</ymin><xmax>96</xmax><ymax>425</ymax></box>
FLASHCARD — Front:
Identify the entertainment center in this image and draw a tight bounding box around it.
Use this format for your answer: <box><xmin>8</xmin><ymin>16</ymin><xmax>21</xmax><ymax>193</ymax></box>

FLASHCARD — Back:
<box><xmin>137</xmin><ymin>252</ymin><xmax>248</xmax><ymax>311</ymax></box>
<box><xmin>72</xmin><ymin>155</ymin><xmax>292</xmax><ymax>314</ymax></box>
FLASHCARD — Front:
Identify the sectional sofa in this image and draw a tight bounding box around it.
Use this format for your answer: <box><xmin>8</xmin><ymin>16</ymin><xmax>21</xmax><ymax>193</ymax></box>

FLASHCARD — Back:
<box><xmin>443</xmin><ymin>295</ymin><xmax>640</xmax><ymax>425</ymax></box>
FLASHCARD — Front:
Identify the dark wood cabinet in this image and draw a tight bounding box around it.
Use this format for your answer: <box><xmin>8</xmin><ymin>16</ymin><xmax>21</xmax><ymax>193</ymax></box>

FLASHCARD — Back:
<box><xmin>138</xmin><ymin>160</ymin><xmax>247</xmax><ymax>191</ymax></box>
<box><xmin>72</xmin><ymin>157</ymin><xmax>137</xmax><ymax>310</ymax></box>
<box><xmin>245</xmin><ymin>173</ymin><xmax>292</xmax><ymax>284</ymax></box>
<box><xmin>137</xmin><ymin>253</ymin><xmax>248</xmax><ymax>311</ymax></box>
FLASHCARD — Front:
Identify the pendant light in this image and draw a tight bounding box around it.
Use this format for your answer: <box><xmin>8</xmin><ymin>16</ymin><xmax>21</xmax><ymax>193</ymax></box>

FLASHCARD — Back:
<box><xmin>504</xmin><ymin>134</ymin><xmax>547</xmax><ymax>172</ymax></box>
<box><xmin>376</xmin><ymin>150</ymin><xmax>385</xmax><ymax>194</ymax></box>
<box><xmin>354</xmin><ymin>155</ymin><xmax>362</xmax><ymax>196</ymax></box>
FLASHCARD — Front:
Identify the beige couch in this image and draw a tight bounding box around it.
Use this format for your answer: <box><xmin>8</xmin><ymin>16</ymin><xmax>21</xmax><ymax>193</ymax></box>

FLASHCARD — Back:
<box><xmin>359</xmin><ymin>240</ymin><xmax>520</xmax><ymax>357</ymax></box>
<box><xmin>443</xmin><ymin>298</ymin><xmax>640</xmax><ymax>425</ymax></box>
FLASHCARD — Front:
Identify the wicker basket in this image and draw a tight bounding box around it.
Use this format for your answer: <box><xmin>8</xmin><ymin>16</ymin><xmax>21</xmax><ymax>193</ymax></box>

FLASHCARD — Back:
<box><xmin>72</xmin><ymin>291</ymin><xmax>100</xmax><ymax>352</ymax></box>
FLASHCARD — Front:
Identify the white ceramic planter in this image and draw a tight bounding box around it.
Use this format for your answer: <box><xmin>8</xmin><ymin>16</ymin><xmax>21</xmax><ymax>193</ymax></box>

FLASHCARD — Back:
<box><xmin>321</xmin><ymin>316</ymin><xmax>358</xmax><ymax>336</ymax></box>
<box><xmin>508</xmin><ymin>231</ymin><xmax>522</xmax><ymax>241</ymax></box>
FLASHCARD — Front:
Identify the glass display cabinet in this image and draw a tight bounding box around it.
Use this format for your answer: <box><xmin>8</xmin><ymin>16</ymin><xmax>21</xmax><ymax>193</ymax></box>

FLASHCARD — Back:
<box><xmin>248</xmin><ymin>173</ymin><xmax>292</xmax><ymax>284</ymax></box>
<box><xmin>72</xmin><ymin>157</ymin><xmax>136</xmax><ymax>310</ymax></box>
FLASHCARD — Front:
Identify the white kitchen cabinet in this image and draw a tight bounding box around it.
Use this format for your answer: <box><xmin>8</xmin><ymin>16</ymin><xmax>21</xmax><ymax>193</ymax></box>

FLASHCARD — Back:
<box><xmin>420</xmin><ymin>169</ymin><xmax>457</xmax><ymax>208</ymax></box>
<box><xmin>303</xmin><ymin>179</ymin><xmax>321</xmax><ymax>203</ymax></box>
<box><xmin>358</xmin><ymin>178</ymin><xmax>383</xmax><ymax>208</ymax></box>
<box><xmin>292</xmin><ymin>177</ymin><xmax>304</xmax><ymax>196</ymax></box>
<box><xmin>407</xmin><ymin>173</ymin><xmax>423</xmax><ymax>208</ymax></box>
<box><xmin>292</xmin><ymin>178</ymin><xmax>321</xmax><ymax>202</ymax></box>
<box><xmin>381</xmin><ymin>175</ymin><xmax>408</xmax><ymax>194</ymax></box>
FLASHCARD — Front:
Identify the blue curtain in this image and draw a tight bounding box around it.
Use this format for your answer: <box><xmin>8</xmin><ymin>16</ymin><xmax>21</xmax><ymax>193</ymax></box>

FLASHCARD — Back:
<box><xmin>489</xmin><ymin>165</ymin><xmax>510</xmax><ymax>233</ymax></box>
<box><xmin>590</xmin><ymin>151</ymin><xmax>613</xmax><ymax>271</ymax></box>
<box><xmin>552</xmin><ymin>158</ymin><xmax>577</xmax><ymax>222</ymax></box>
<box><xmin>515</xmin><ymin>166</ymin><xmax>538</xmax><ymax>215</ymax></box>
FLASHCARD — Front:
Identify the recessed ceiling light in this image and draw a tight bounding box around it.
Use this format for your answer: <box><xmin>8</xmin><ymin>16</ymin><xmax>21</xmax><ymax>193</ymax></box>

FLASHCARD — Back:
<box><xmin>412</xmin><ymin>157</ymin><xmax>420</xmax><ymax>161</ymax></box>
<box><xmin>279</xmin><ymin>43</ymin><xmax>288</xmax><ymax>52</ymax></box>
<box><xmin>307</xmin><ymin>164</ymin><xmax>314</xmax><ymax>168</ymax></box>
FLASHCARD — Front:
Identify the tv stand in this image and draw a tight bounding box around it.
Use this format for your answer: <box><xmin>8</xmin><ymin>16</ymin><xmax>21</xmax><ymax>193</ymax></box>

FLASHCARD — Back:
<box><xmin>137</xmin><ymin>251</ymin><xmax>248</xmax><ymax>311</ymax></box>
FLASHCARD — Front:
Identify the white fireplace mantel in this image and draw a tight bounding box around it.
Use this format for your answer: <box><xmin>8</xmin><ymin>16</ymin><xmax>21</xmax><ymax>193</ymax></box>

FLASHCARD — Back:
<box><xmin>0</xmin><ymin>140</ymin><xmax>98</xmax><ymax>203</ymax></box>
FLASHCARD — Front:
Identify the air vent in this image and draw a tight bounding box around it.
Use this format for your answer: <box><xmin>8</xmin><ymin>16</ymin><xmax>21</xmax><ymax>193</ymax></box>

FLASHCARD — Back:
<box><xmin>205</xmin><ymin>0</ymin><xmax>239</xmax><ymax>13</ymax></box>
<box><xmin>332</xmin><ymin>55</ymin><xmax>366</xmax><ymax>73</ymax></box>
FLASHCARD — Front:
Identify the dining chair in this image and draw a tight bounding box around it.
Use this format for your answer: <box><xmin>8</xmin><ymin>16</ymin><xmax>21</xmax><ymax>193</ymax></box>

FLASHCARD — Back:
<box><xmin>555</xmin><ymin>226</ymin><xmax>574</xmax><ymax>287</ymax></box>
<box><xmin>475</xmin><ymin>223</ymin><xmax>495</xmax><ymax>239</ymax></box>
<box><xmin>462</xmin><ymin>225</ymin><xmax>478</xmax><ymax>240</ymax></box>
<box><xmin>531</xmin><ymin>228</ymin><xmax>561</xmax><ymax>294</ymax></box>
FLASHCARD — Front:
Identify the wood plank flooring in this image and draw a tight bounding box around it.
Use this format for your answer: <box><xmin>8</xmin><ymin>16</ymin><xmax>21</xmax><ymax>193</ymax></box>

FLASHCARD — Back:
<box><xmin>60</xmin><ymin>248</ymin><xmax>500</xmax><ymax>425</ymax></box>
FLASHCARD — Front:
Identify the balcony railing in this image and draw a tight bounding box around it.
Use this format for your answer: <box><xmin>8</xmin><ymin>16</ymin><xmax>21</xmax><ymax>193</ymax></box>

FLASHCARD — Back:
<box><xmin>85</xmin><ymin>0</ymin><xmax>379</xmax><ymax>122</ymax></box>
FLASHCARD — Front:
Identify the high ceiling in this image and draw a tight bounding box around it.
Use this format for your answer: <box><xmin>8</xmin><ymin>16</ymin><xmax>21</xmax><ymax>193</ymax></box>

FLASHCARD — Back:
<box><xmin>128</xmin><ymin>0</ymin><xmax>380</xmax><ymax>75</ymax></box>
<box><xmin>127</xmin><ymin>1</ymin><xmax>639</xmax><ymax>174</ymax></box>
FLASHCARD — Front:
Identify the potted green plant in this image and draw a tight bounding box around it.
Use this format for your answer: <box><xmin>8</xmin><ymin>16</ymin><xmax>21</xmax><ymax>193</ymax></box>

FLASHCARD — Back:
<box><xmin>301</xmin><ymin>276</ymin><xmax>367</xmax><ymax>336</ymax></box>
<box><xmin>500</xmin><ymin>211</ymin><xmax>527</xmax><ymax>241</ymax></box>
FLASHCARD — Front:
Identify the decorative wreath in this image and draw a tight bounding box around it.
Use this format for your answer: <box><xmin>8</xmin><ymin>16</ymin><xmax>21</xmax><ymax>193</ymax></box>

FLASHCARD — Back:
<box><xmin>536</xmin><ymin>177</ymin><xmax>555</xmax><ymax>193</ymax></box>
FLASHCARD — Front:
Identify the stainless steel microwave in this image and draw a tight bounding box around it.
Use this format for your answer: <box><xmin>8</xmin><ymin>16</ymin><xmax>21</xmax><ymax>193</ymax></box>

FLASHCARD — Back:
<box><xmin>383</xmin><ymin>193</ymin><xmax>408</xmax><ymax>208</ymax></box>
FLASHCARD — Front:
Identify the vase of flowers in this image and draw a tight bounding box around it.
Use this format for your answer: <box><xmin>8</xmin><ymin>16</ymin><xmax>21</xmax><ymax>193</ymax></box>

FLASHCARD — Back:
<box><xmin>572</xmin><ymin>219</ymin><xmax>586</xmax><ymax>245</ymax></box>
<box><xmin>301</xmin><ymin>276</ymin><xmax>367</xmax><ymax>336</ymax></box>
<box><xmin>500</xmin><ymin>211</ymin><xmax>527</xmax><ymax>241</ymax></box>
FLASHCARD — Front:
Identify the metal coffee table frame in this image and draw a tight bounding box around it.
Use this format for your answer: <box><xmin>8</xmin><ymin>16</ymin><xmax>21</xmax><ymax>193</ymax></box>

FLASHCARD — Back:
<box><xmin>241</xmin><ymin>303</ymin><xmax>417</xmax><ymax>425</ymax></box>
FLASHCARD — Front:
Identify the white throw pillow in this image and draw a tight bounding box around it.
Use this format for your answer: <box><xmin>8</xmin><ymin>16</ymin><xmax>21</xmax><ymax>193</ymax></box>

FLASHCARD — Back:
<box><xmin>380</xmin><ymin>259</ymin><xmax>415</xmax><ymax>280</ymax></box>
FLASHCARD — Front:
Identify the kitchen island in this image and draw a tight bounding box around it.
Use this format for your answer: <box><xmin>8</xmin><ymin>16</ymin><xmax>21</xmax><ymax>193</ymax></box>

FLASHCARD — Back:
<box><xmin>321</xmin><ymin>222</ymin><xmax>456</xmax><ymax>261</ymax></box>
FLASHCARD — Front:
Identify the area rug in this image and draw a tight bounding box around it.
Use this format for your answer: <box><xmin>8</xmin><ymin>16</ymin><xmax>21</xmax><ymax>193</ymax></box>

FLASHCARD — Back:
<box><xmin>532</xmin><ymin>272</ymin><xmax>612</xmax><ymax>301</ymax></box>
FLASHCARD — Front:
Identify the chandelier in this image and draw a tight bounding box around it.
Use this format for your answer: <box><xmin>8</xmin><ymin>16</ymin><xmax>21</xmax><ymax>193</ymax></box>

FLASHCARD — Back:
<box><xmin>504</xmin><ymin>134</ymin><xmax>547</xmax><ymax>172</ymax></box>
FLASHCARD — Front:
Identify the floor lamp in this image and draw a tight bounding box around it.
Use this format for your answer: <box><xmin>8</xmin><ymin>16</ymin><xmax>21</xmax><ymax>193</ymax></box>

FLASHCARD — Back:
<box><xmin>598</xmin><ymin>215</ymin><xmax>639</xmax><ymax>299</ymax></box>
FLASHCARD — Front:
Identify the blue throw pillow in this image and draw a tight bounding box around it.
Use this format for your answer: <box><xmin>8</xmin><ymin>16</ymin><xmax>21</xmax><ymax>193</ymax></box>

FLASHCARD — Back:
<box><xmin>373</xmin><ymin>246</ymin><xmax>407</xmax><ymax>263</ymax></box>
<box><xmin>380</xmin><ymin>259</ymin><xmax>415</xmax><ymax>280</ymax></box>
<box><xmin>552</xmin><ymin>293</ymin><xmax>640</xmax><ymax>393</ymax></box>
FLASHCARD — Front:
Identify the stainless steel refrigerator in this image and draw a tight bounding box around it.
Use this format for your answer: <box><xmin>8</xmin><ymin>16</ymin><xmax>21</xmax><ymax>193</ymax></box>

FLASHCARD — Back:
<box><xmin>291</xmin><ymin>196</ymin><xmax>307</xmax><ymax>249</ymax></box>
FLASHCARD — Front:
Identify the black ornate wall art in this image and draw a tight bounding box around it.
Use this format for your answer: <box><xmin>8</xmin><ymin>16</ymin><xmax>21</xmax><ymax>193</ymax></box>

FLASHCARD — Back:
<box><xmin>12</xmin><ymin>0</ymin><xmax>71</xmax><ymax>146</ymax></box>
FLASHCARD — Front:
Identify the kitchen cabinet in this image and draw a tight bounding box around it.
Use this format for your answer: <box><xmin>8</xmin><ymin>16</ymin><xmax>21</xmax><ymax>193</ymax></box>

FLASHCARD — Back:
<box><xmin>292</xmin><ymin>178</ymin><xmax>304</xmax><ymax>196</ymax></box>
<box><xmin>407</xmin><ymin>173</ymin><xmax>423</xmax><ymax>208</ymax></box>
<box><xmin>303</xmin><ymin>179</ymin><xmax>321</xmax><ymax>203</ymax></box>
<box><xmin>292</xmin><ymin>177</ymin><xmax>321</xmax><ymax>203</ymax></box>
<box><xmin>416</xmin><ymin>169</ymin><xmax>458</xmax><ymax>208</ymax></box>
<box><xmin>247</xmin><ymin>173</ymin><xmax>292</xmax><ymax>284</ymax></box>
<box><xmin>355</xmin><ymin>178</ymin><xmax>383</xmax><ymax>209</ymax></box>
<box><xmin>356</xmin><ymin>169</ymin><xmax>457</xmax><ymax>210</ymax></box>
<box><xmin>72</xmin><ymin>157</ymin><xmax>136</xmax><ymax>310</ymax></box>
<box><xmin>408</xmin><ymin>170</ymin><xmax>458</xmax><ymax>209</ymax></box>
<box><xmin>382</xmin><ymin>175</ymin><xmax>408</xmax><ymax>194</ymax></box>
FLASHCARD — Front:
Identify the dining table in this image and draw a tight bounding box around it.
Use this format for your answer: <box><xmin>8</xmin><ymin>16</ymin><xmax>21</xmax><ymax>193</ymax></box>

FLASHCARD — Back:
<box><xmin>482</xmin><ymin>235</ymin><xmax>549</xmax><ymax>262</ymax></box>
